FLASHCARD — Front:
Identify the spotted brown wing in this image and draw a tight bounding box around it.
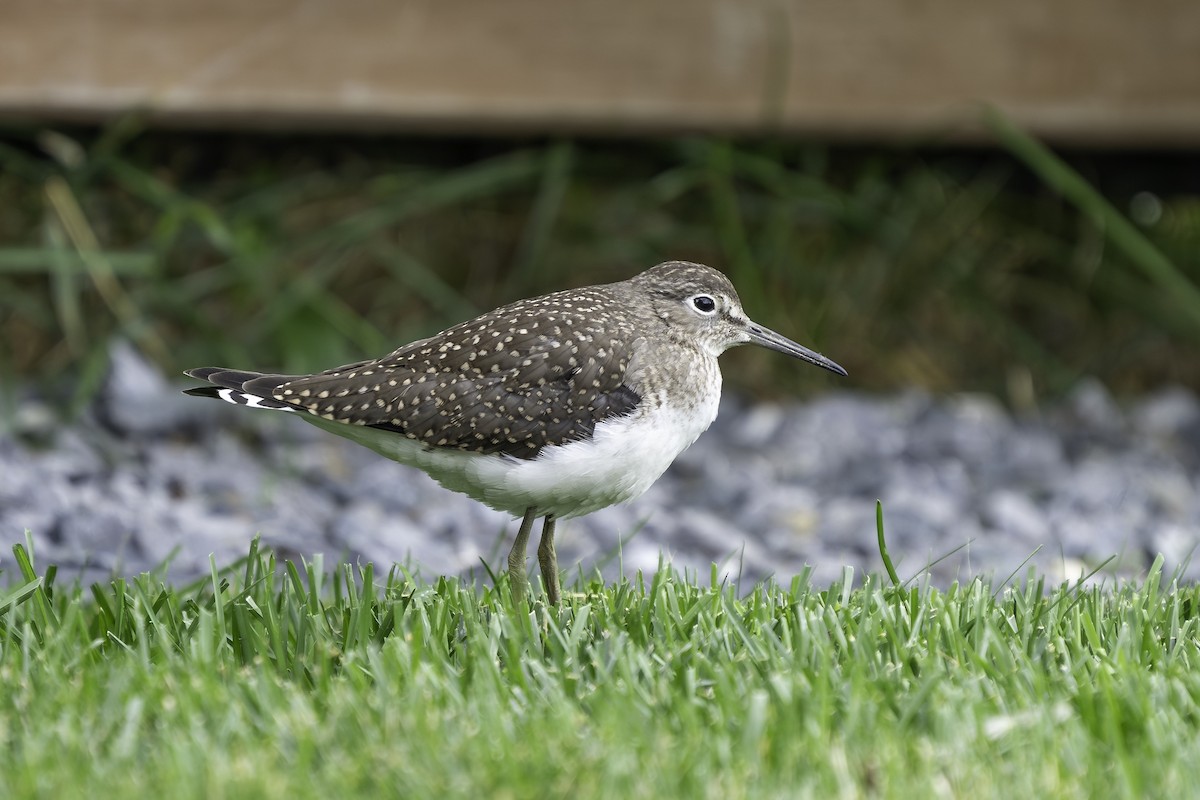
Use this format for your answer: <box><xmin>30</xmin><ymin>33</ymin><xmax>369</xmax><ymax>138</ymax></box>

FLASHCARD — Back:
<box><xmin>244</xmin><ymin>288</ymin><xmax>643</xmax><ymax>459</ymax></box>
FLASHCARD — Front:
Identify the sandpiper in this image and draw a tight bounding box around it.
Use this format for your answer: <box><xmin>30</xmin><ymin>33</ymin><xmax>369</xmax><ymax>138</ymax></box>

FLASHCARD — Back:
<box><xmin>185</xmin><ymin>261</ymin><xmax>846</xmax><ymax>604</ymax></box>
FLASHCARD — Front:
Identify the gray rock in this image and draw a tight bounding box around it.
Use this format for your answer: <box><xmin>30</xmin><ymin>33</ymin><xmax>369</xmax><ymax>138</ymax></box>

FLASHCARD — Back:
<box><xmin>983</xmin><ymin>490</ymin><xmax>1048</xmax><ymax>545</ymax></box>
<box><xmin>1133</xmin><ymin>387</ymin><xmax>1200</xmax><ymax>440</ymax></box>
<box><xmin>4</xmin><ymin>351</ymin><xmax>1200</xmax><ymax>591</ymax></box>
<box><xmin>1147</xmin><ymin>522</ymin><xmax>1200</xmax><ymax>582</ymax></box>
<box><xmin>98</xmin><ymin>340</ymin><xmax>198</xmax><ymax>437</ymax></box>
<box><xmin>1067</xmin><ymin>379</ymin><xmax>1126</xmax><ymax>434</ymax></box>
<box><xmin>11</xmin><ymin>399</ymin><xmax>59</xmax><ymax>442</ymax></box>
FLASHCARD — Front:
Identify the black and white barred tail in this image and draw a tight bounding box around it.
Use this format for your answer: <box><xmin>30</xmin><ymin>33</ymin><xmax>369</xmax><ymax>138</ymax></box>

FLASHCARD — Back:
<box><xmin>183</xmin><ymin>368</ymin><xmax>299</xmax><ymax>412</ymax></box>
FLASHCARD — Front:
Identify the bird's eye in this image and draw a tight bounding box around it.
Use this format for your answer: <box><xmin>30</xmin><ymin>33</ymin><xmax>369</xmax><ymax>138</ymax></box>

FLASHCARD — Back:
<box><xmin>691</xmin><ymin>295</ymin><xmax>717</xmax><ymax>314</ymax></box>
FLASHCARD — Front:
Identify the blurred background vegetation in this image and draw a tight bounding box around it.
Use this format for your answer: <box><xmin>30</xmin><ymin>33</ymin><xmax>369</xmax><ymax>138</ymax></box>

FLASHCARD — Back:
<box><xmin>1</xmin><ymin>118</ymin><xmax>1198</xmax><ymax>409</ymax></box>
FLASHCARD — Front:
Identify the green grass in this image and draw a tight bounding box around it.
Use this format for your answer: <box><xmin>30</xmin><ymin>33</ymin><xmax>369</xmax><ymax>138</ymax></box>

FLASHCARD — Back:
<box><xmin>3</xmin><ymin>531</ymin><xmax>1200</xmax><ymax>799</ymax></box>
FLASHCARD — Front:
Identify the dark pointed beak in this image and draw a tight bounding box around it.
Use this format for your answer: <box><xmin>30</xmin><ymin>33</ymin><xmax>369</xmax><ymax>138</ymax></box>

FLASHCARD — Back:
<box><xmin>744</xmin><ymin>322</ymin><xmax>848</xmax><ymax>377</ymax></box>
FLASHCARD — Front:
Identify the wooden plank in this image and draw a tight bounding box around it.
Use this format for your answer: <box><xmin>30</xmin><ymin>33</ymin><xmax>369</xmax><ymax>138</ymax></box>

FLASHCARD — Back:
<box><xmin>0</xmin><ymin>0</ymin><xmax>1197</xmax><ymax>145</ymax></box>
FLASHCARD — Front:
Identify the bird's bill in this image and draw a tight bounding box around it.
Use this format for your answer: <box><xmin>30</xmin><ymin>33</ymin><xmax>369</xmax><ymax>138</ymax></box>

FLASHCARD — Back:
<box><xmin>745</xmin><ymin>323</ymin><xmax>848</xmax><ymax>377</ymax></box>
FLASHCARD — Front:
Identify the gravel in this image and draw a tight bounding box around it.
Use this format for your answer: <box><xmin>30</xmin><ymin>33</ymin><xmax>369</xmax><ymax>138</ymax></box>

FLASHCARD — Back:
<box><xmin>2</xmin><ymin>342</ymin><xmax>1198</xmax><ymax>589</ymax></box>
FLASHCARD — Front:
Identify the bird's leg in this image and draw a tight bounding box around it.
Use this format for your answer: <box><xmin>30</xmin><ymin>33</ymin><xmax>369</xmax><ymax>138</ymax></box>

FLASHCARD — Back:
<box><xmin>537</xmin><ymin>515</ymin><xmax>560</xmax><ymax>605</ymax></box>
<box><xmin>507</xmin><ymin>507</ymin><xmax>537</xmax><ymax>604</ymax></box>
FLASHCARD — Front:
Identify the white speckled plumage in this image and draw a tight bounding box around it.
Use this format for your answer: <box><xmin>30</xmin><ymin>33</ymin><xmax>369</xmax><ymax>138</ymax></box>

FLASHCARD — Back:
<box><xmin>185</xmin><ymin>261</ymin><xmax>846</xmax><ymax>604</ymax></box>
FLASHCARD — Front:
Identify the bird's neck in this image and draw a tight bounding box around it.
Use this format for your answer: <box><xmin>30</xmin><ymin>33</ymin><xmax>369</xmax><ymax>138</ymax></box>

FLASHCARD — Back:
<box><xmin>629</xmin><ymin>339</ymin><xmax>723</xmax><ymax>417</ymax></box>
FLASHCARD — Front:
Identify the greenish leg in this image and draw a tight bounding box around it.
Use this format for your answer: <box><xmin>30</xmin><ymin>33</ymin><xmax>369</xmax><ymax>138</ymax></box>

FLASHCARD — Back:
<box><xmin>537</xmin><ymin>515</ymin><xmax>560</xmax><ymax>606</ymax></box>
<box><xmin>507</xmin><ymin>507</ymin><xmax>537</xmax><ymax>604</ymax></box>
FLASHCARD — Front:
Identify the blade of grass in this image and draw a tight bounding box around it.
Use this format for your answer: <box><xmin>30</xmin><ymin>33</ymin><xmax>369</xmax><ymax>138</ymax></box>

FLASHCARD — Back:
<box><xmin>0</xmin><ymin>577</ymin><xmax>43</xmax><ymax>619</ymax></box>
<box><xmin>43</xmin><ymin>176</ymin><xmax>169</xmax><ymax>364</ymax></box>
<box><xmin>243</xmin><ymin>149</ymin><xmax>545</xmax><ymax>271</ymax></box>
<box><xmin>876</xmin><ymin>501</ymin><xmax>902</xmax><ymax>588</ymax></box>
<box><xmin>509</xmin><ymin>140</ymin><xmax>575</xmax><ymax>286</ymax></box>
<box><xmin>43</xmin><ymin>219</ymin><xmax>86</xmax><ymax>357</ymax></box>
<box><xmin>985</xmin><ymin>106</ymin><xmax>1200</xmax><ymax>334</ymax></box>
<box><xmin>0</xmin><ymin>247</ymin><xmax>155</xmax><ymax>275</ymax></box>
<box><xmin>370</xmin><ymin>243</ymin><xmax>478</xmax><ymax>322</ymax></box>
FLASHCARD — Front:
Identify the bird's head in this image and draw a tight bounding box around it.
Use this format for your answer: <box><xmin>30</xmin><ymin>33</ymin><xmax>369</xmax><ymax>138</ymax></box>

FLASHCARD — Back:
<box><xmin>630</xmin><ymin>261</ymin><xmax>847</xmax><ymax>376</ymax></box>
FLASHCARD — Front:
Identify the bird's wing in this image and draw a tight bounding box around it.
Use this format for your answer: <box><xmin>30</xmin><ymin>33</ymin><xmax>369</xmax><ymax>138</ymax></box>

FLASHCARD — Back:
<box><xmin>241</xmin><ymin>292</ymin><xmax>644</xmax><ymax>459</ymax></box>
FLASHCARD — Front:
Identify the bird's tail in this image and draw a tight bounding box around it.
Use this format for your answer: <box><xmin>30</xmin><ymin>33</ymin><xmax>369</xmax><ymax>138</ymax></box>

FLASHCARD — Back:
<box><xmin>183</xmin><ymin>367</ymin><xmax>298</xmax><ymax>412</ymax></box>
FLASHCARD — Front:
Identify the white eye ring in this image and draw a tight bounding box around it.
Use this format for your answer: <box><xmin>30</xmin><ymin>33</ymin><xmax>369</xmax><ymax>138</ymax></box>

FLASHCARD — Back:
<box><xmin>689</xmin><ymin>294</ymin><xmax>718</xmax><ymax>315</ymax></box>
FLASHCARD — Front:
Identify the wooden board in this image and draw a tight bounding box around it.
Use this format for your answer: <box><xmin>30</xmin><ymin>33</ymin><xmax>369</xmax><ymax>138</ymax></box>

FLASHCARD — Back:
<box><xmin>1</xmin><ymin>0</ymin><xmax>1197</xmax><ymax>146</ymax></box>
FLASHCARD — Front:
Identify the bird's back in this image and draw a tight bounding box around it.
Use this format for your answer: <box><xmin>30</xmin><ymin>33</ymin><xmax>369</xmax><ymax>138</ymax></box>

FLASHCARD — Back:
<box><xmin>236</xmin><ymin>283</ymin><xmax>654</xmax><ymax>459</ymax></box>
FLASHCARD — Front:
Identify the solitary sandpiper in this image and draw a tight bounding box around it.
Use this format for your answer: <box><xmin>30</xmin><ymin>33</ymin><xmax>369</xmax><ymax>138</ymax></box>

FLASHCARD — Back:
<box><xmin>184</xmin><ymin>261</ymin><xmax>846</xmax><ymax>604</ymax></box>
